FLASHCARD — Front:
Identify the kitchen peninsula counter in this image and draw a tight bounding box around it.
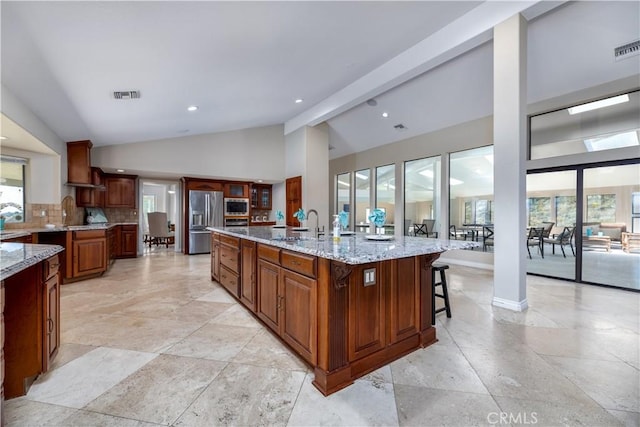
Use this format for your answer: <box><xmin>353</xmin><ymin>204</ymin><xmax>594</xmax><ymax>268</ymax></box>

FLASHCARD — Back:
<box><xmin>2</xmin><ymin>243</ymin><xmax>64</xmax><ymax>402</ymax></box>
<box><xmin>208</xmin><ymin>226</ymin><xmax>476</xmax><ymax>395</ymax></box>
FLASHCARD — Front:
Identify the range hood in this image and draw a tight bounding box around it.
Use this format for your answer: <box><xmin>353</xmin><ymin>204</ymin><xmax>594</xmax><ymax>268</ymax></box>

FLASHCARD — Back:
<box><xmin>66</xmin><ymin>140</ymin><xmax>106</xmax><ymax>189</ymax></box>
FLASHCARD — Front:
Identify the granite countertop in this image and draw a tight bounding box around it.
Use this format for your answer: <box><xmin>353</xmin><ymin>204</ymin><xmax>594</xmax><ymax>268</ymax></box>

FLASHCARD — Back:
<box><xmin>0</xmin><ymin>222</ymin><xmax>140</xmax><ymax>241</ymax></box>
<box><xmin>208</xmin><ymin>225</ymin><xmax>478</xmax><ymax>265</ymax></box>
<box><xmin>0</xmin><ymin>243</ymin><xmax>65</xmax><ymax>281</ymax></box>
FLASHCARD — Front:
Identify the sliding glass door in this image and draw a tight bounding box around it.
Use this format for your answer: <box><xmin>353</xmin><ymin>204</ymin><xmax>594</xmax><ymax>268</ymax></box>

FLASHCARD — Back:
<box><xmin>527</xmin><ymin>162</ymin><xmax>639</xmax><ymax>290</ymax></box>
<box><xmin>582</xmin><ymin>164</ymin><xmax>640</xmax><ymax>289</ymax></box>
<box><xmin>526</xmin><ymin>171</ymin><xmax>577</xmax><ymax>280</ymax></box>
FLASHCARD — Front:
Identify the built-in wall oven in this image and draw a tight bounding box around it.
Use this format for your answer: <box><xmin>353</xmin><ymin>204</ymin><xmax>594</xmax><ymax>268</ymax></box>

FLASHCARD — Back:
<box><xmin>224</xmin><ymin>198</ymin><xmax>249</xmax><ymax>216</ymax></box>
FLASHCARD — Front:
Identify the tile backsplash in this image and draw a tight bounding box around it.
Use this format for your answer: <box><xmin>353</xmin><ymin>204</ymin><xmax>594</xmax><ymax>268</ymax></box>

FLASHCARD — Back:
<box><xmin>2</xmin><ymin>204</ymin><xmax>139</xmax><ymax>229</ymax></box>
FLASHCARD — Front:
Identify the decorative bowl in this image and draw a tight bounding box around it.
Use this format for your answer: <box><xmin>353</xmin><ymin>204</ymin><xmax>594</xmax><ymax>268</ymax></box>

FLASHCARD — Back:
<box><xmin>44</xmin><ymin>224</ymin><xmax>56</xmax><ymax>229</ymax></box>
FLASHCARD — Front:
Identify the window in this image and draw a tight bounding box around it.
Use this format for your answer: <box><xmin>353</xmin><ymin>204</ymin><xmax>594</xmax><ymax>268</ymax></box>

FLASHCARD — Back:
<box><xmin>0</xmin><ymin>156</ymin><xmax>26</xmax><ymax>223</ymax></box>
<box><xmin>404</xmin><ymin>156</ymin><xmax>441</xmax><ymax>235</ymax></box>
<box><xmin>586</xmin><ymin>194</ymin><xmax>616</xmax><ymax>223</ymax></box>
<box><xmin>527</xmin><ymin>197</ymin><xmax>551</xmax><ymax>226</ymax></box>
<box><xmin>355</xmin><ymin>169</ymin><xmax>370</xmax><ymax>227</ymax></box>
<box><xmin>449</xmin><ymin>146</ymin><xmax>494</xmax><ymax>228</ymax></box>
<box><xmin>336</xmin><ymin>172</ymin><xmax>351</xmax><ymax>219</ymax></box>
<box><xmin>530</xmin><ymin>90</ymin><xmax>640</xmax><ymax>160</ymax></box>
<box><xmin>376</xmin><ymin>164</ymin><xmax>395</xmax><ymax>225</ymax></box>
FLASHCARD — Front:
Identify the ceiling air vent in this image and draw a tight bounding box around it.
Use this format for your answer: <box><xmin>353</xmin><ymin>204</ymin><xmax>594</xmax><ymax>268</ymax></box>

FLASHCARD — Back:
<box><xmin>394</xmin><ymin>123</ymin><xmax>407</xmax><ymax>131</ymax></box>
<box><xmin>615</xmin><ymin>40</ymin><xmax>640</xmax><ymax>62</ymax></box>
<box><xmin>113</xmin><ymin>90</ymin><xmax>140</xmax><ymax>99</ymax></box>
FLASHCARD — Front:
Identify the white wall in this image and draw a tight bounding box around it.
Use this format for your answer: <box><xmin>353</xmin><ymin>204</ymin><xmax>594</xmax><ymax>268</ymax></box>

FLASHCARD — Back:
<box><xmin>93</xmin><ymin>124</ymin><xmax>286</xmax><ymax>181</ymax></box>
<box><xmin>1</xmin><ymin>147</ymin><xmax>61</xmax><ymax>204</ymax></box>
<box><xmin>1</xmin><ymin>85</ymin><xmax>69</xmax><ymax>197</ymax></box>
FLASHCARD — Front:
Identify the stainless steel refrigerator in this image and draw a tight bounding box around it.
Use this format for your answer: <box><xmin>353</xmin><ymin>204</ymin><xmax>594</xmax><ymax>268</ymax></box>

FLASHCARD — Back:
<box><xmin>188</xmin><ymin>190</ymin><xmax>224</xmax><ymax>254</ymax></box>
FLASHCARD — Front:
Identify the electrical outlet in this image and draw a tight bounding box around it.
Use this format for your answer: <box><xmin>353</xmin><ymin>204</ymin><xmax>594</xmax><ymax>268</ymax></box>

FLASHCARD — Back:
<box><xmin>364</xmin><ymin>268</ymin><xmax>376</xmax><ymax>286</ymax></box>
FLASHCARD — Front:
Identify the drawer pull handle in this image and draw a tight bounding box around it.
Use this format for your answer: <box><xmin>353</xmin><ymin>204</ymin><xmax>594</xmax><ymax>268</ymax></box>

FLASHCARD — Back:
<box><xmin>291</xmin><ymin>261</ymin><xmax>301</xmax><ymax>265</ymax></box>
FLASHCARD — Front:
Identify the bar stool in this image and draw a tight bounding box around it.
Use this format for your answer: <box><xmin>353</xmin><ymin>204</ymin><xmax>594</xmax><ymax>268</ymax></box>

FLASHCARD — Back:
<box><xmin>432</xmin><ymin>263</ymin><xmax>452</xmax><ymax>325</ymax></box>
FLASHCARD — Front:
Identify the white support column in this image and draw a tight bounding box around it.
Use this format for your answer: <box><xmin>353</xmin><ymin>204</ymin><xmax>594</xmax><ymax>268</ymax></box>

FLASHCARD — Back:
<box><xmin>492</xmin><ymin>14</ymin><xmax>528</xmax><ymax>311</ymax></box>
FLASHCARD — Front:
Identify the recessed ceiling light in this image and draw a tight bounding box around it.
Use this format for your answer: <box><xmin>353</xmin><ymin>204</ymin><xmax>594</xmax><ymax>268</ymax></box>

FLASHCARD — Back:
<box><xmin>382</xmin><ymin>112</ymin><xmax>389</xmax><ymax>118</ymax></box>
<box><xmin>295</xmin><ymin>99</ymin><xmax>303</xmax><ymax>104</ymax></box>
<box><xmin>116</xmin><ymin>169</ymin><xmax>125</xmax><ymax>173</ymax></box>
<box><xmin>167</xmin><ymin>190</ymin><xmax>176</xmax><ymax>194</ymax></box>
<box><xmin>257</xmin><ymin>179</ymin><xmax>263</xmax><ymax>183</ymax></box>
<box><xmin>187</xmin><ymin>105</ymin><xmax>198</xmax><ymax>112</ymax></box>
<box><xmin>0</xmin><ymin>136</ymin><xmax>7</xmax><ymax>140</ymax></box>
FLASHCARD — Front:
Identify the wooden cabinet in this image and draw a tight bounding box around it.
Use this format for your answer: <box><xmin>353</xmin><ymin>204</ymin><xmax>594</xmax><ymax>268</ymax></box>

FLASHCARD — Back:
<box><xmin>71</xmin><ymin>230</ymin><xmax>107</xmax><ymax>278</ymax></box>
<box><xmin>251</xmin><ymin>184</ymin><xmax>272</xmax><ymax>210</ymax></box>
<box><xmin>107</xmin><ymin>226</ymin><xmax>117</xmax><ymax>266</ymax></box>
<box><xmin>104</xmin><ymin>175</ymin><xmax>137</xmax><ymax>208</ymax></box>
<box><xmin>118</xmin><ymin>225</ymin><xmax>138</xmax><ymax>258</ymax></box>
<box><xmin>3</xmin><ymin>253</ymin><xmax>61</xmax><ymax>398</ymax></box>
<box><xmin>211</xmin><ymin>233</ymin><xmax>220</xmax><ymax>282</ymax></box>
<box><xmin>256</xmin><ymin>245</ymin><xmax>317</xmax><ymax>365</ymax></box>
<box><xmin>219</xmin><ymin>234</ymin><xmax>240</xmax><ymax>297</ymax></box>
<box><xmin>240</xmin><ymin>239</ymin><xmax>257</xmax><ymax>311</ymax></box>
<box><xmin>42</xmin><ymin>255</ymin><xmax>60</xmax><ymax>372</ymax></box>
<box><xmin>286</xmin><ymin>176</ymin><xmax>302</xmax><ymax>226</ymax></box>
<box><xmin>76</xmin><ymin>167</ymin><xmax>104</xmax><ymax>208</ymax></box>
<box><xmin>66</xmin><ymin>140</ymin><xmax>92</xmax><ymax>184</ymax></box>
<box><xmin>2</xmin><ymin>234</ymin><xmax>33</xmax><ymax>243</ymax></box>
<box><xmin>224</xmin><ymin>183</ymin><xmax>249</xmax><ymax>198</ymax></box>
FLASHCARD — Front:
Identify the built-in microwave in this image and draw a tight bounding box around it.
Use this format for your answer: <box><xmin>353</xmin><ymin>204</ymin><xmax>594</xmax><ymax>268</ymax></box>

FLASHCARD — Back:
<box><xmin>224</xmin><ymin>198</ymin><xmax>249</xmax><ymax>216</ymax></box>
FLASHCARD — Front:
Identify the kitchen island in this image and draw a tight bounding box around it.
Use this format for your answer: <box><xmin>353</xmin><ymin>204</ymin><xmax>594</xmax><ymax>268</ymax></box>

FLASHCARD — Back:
<box><xmin>208</xmin><ymin>225</ymin><xmax>476</xmax><ymax>395</ymax></box>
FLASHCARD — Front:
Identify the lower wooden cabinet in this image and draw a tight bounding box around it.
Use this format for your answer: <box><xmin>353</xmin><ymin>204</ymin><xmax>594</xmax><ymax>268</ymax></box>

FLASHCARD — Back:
<box><xmin>69</xmin><ymin>230</ymin><xmax>106</xmax><ymax>280</ymax></box>
<box><xmin>219</xmin><ymin>235</ymin><xmax>240</xmax><ymax>296</ymax></box>
<box><xmin>42</xmin><ymin>255</ymin><xmax>60</xmax><ymax>372</ymax></box>
<box><xmin>256</xmin><ymin>248</ymin><xmax>317</xmax><ymax>365</ymax></box>
<box><xmin>118</xmin><ymin>225</ymin><xmax>138</xmax><ymax>258</ymax></box>
<box><xmin>240</xmin><ymin>240</ymin><xmax>257</xmax><ymax>311</ymax></box>
<box><xmin>3</xmin><ymin>253</ymin><xmax>61</xmax><ymax>398</ymax></box>
<box><xmin>211</xmin><ymin>233</ymin><xmax>220</xmax><ymax>282</ymax></box>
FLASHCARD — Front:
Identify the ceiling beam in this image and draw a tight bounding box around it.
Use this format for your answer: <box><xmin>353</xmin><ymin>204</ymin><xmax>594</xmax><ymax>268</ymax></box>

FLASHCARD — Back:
<box><xmin>285</xmin><ymin>1</ymin><xmax>563</xmax><ymax>135</ymax></box>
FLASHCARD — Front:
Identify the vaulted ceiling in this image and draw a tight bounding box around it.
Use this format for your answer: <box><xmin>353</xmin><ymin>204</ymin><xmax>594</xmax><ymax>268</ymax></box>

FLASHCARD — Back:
<box><xmin>1</xmin><ymin>1</ymin><xmax>638</xmax><ymax>161</ymax></box>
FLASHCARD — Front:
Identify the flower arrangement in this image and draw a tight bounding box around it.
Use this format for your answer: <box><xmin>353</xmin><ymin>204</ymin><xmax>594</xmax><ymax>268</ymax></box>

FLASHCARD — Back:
<box><xmin>368</xmin><ymin>208</ymin><xmax>386</xmax><ymax>228</ymax></box>
<box><xmin>338</xmin><ymin>210</ymin><xmax>349</xmax><ymax>229</ymax></box>
<box><xmin>293</xmin><ymin>208</ymin><xmax>306</xmax><ymax>222</ymax></box>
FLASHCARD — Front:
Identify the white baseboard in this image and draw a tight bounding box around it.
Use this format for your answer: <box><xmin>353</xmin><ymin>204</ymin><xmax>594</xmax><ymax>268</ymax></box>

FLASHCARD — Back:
<box><xmin>492</xmin><ymin>297</ymin><xmax>528</xmax><ymax>311</ymax></box>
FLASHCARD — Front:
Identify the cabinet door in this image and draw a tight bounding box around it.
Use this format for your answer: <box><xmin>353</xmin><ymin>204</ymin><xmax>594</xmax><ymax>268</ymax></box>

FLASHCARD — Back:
<box><xmin>240</xmin><ymin>240</ymin><xmax>257</xmax><ymax>311</ymax></box>
<box><xmin>211</xmin><ymin>236</ymin><xmax>220</xmax><ymax>282</ymax></box>
<box><xmin>73</xmin><ymin>238</ymin><xmax>106</xmax><ymax>277</ymax></box>
<box><xmin>281</xmin><ymin>269</ymin><xmax>317</xmax><ymax>364</ymax></box>
<box><xmin>105</xmin><ymin>177</ymin><xmax>136</xmax><ymax>208</ymax></box>
<box><xmin>42</xmin><ymin>274</ymin><xmax>60</xmax><ymax>372</ymax></box>
<box><xmin>120</xmin><ymin>226</ymin><xmax>138</xmax><ymax>257</ymax></box>
<box><xmin>348</xmin><ymin>264</ymin><xmax>385</xmax><ymax>361</ymax></box>
<box><xmin>259</xmin><ymin>187</ymin><xmax>272</xmax><ymax>210</ymax></box>
<box><xmin>225</xmin><ymin>183</ymin><xmax>248</xmax><ymax>198</ymax></box>
<box><xmin>389</xmin><ymin>258</ymin><xmax>420</xmax><ymax>344</ymax></box>
<box><xmin>286</xmin><ymin>176</ymin><xmax>302</xmax><ymax>226</ymax></box>
<box><xmin>256</xmin><ymin>259</ymin><xmax>281</xmax><ymax>332</ymax></box>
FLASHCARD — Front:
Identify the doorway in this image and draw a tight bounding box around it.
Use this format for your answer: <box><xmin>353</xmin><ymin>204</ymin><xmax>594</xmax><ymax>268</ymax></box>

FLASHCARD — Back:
<box><xmin>140</xmin><ymin>179</ymin><xmax>180</xmax><ymax>254</ymax></box>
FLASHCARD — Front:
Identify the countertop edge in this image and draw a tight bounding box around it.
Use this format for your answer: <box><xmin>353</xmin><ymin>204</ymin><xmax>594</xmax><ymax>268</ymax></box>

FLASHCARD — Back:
<box><xmin>208</xmin><ymin>226</ymin><xmax>479</xmax><ymax>265</ymax></box>
<box><xmin>0</xmin><ymin>243</ymin><xmax>65</xmax><ymax>281</ymax></box>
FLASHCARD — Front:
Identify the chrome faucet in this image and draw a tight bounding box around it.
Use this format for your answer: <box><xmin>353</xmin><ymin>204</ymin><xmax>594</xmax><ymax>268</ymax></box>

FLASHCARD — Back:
<box><xmin>306</xmin><ymin>209</ymin><xmax>323</xmax><ymax>238</ymax></box>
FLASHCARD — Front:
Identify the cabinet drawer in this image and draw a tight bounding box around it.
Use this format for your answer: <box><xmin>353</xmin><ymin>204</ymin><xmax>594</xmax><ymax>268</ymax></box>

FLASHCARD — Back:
<box><xmin>258</xmin><ymin>244</ymin><xmax>280</xmax><ymax>264</ymax></box>
<box><xmin>73</xmin><ymin>230</ymin><xmax>106</xmax><ymax>239</ymax></box>
<box><xmin>44</xmin><ymin>255</ymin><xmax>60</xmax><ymax>280</ymax></box>
<box><xmin>219</xmin><ymin>265</ymin><xmax>239</xmax><ymax>296</ymax></box>
<box><xmin>281</xmin><ymin>250</ymin><xmax>316</xmax><ymax>278</ymax></box>
<box><xmin>220</xmin><ymin>245</ymin><xmax>239</xmax><ymax>273</ymax></box>
<box><xmin>220</xmin><ymin>234</ymin><xmax>239</xmax><ymax>248</ymax></box>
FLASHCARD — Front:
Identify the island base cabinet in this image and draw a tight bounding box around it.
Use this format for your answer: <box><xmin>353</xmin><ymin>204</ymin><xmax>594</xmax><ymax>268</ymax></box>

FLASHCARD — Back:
<box><xmin>211</xmin><ymin>234</ymin><xmax>220</xmax><ymax>282</ymax></box>
<box><xmin>256</xmin><ymin>259</ymin><xmax>281</xmax><ymax>332</ymax></box>
<box><xmin>3</xmin><ymin>254</ymin><xmax>61</xmax><ymax>399</ymax></box>
<box><xmin>281</xmin><ymin>269</ymin><xmax>317</xmax><ymax>365</ymax></box>
<box><xmin>240</xmin><ymin>240</ymin><xmax>257</xmax><ymax>311</ymax></box>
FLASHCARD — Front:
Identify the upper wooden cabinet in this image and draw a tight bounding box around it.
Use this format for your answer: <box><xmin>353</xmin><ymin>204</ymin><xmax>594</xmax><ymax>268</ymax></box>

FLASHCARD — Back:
<box><xmin>76</xmin><ymin>167</ymin><xmax>105</xmax><ymax>207</ymax></box>
<box><xmin>251</xmin><ymin>184</ymin><xmax>272</xmax><ymax>210</ymax></box>
<box><xmin>104</xmin><ymin>174</ymin><xmax>137</xmax><ymax>208</ymax></box>
<box><xmin>67</xmin><ymin>140</ymin><xmax>92</xmax><ymax>184</ymax></box>
<box><xmin>224</xmin><ymin>183</ymin><xmax>249</xmax><ymax>198</ymax></box>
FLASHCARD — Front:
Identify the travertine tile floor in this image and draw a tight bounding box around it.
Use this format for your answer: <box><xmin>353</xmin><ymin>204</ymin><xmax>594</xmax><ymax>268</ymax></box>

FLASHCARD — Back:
<box><xmin>5</xmin><ymin>250</ymin><xmax>639</xmax><ymax>426</ymax></box>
